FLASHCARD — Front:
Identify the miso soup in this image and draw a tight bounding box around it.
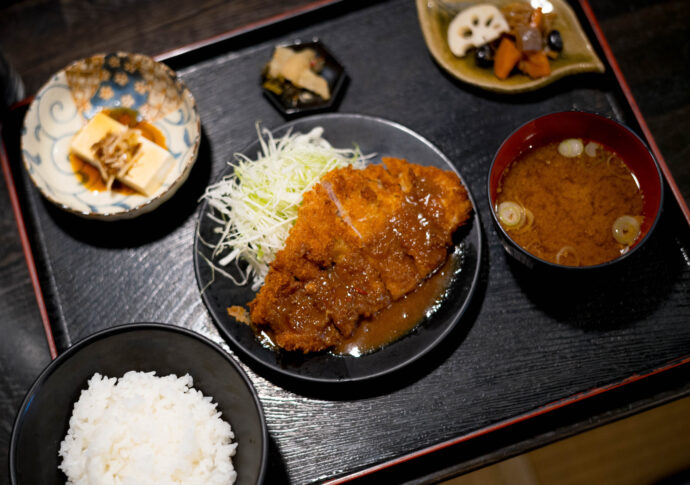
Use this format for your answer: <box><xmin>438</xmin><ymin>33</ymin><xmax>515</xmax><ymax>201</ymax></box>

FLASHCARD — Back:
<box><xmin>495</xmin><ymin>138</ymin><xmax>645</xmax><ymax>266</ymax></box>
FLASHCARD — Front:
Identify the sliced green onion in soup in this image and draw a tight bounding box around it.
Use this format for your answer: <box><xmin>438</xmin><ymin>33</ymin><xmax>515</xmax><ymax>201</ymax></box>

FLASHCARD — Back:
<box><xmin>558</xmin><ymin>138</ymin><xmax>584</xmax><ymax>158</ymax></box>
<box><xmin>497</xmin><ymin>201</ymin><xmax>525</xmax><ymax>229</ymax></box>
<box><xmin>612</xmin><ymin>215</ymin><xmax>642</xmax><ymax>245</ymax></box>
<box><xmin>584</xmin><ymin>141</ymin><xmax>600</xmax><ymax>157</ymax></box>
<box><xmin>556</xmin><ymin>246</ymin><xmax>579</xmax><ymax>265</ymax></box>
<box><xmin>522</xmin><ymin>208</ymin><xmax>534</xmax><ymax>230</ymax></box>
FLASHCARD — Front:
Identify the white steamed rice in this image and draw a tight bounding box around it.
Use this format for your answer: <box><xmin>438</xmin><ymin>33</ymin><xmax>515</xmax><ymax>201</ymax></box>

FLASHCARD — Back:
<box><xmin>58</xmin><ymin>371</ymin><xmax>237</xmax><ymax>485</ymax></box>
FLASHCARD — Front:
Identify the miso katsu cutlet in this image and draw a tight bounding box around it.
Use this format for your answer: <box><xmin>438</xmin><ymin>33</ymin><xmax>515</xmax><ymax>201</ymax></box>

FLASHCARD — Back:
<box><xmin>233</xmin><ymin>157</ymin><xmax>472</xmax><ymax>353</ymax></box>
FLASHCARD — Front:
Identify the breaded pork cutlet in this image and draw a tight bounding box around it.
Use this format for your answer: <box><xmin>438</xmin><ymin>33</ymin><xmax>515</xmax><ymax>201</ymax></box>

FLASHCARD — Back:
<box><xmin>245</xmin><ymin>157</ymin><xmax>472</xmax><ymax>352</ymax></box>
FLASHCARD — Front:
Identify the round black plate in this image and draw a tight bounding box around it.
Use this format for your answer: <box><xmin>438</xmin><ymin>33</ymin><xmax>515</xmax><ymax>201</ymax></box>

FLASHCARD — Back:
<box><xmin>194</xmin><ymin>113</ymin><xmax>482</xmax><ymax>383</ymax></box>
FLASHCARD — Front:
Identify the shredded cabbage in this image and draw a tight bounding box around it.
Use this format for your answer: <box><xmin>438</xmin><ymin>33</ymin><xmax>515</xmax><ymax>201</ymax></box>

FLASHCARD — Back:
<box><xmin>200</xmin><ymin>124</ymin><xmax>370</xmax><ymax>291</ymax></box>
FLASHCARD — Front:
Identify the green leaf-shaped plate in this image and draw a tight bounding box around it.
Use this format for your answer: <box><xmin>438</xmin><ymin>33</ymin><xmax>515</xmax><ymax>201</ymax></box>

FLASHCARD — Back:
<box><xmin>416</xmin><ymin>0</ymin><xmax>605</xmax><ymax>93</ymax></box>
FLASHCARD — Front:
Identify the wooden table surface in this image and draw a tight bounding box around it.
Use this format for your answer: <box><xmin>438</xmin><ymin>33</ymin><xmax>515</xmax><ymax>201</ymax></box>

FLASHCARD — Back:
<box><xmin>1</xmin><ymin>0</ymin><xmax>688</xmax><ymax>483</ymax></box>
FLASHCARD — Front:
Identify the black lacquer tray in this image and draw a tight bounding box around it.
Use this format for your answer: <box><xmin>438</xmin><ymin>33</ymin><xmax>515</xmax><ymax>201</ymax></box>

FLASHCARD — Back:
<box><xmin>2</xmin><ymin>0</ymin><xmax>689</xmax><ymax>483</ymax></box>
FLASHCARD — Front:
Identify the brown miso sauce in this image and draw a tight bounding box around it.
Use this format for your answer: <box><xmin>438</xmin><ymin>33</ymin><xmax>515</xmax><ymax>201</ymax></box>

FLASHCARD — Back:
<box><xmin>496</xmin><ymin>140</ymin><xmax>644</xmax><ymax>266</ymax></box>
<box><xmin>334</xmin><ymin>249</ymin><xmax>460</xmax><ymax>356</ymax></box>
<box><xmin>69</xmin><ymin>154</ymin><xmax>135</xmax><ymax>194</ymax></box>
<box><xmin>70</xmin><ymin>108</ymin><xmax>167</xmax><ymax>194</ymax></box>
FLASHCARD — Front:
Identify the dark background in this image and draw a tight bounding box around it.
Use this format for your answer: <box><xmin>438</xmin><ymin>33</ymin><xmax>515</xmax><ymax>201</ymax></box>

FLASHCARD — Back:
<box><xmin>1</xmin><ymin>0</ymin><xmax>688</xmax><ymax>483</ymax></box>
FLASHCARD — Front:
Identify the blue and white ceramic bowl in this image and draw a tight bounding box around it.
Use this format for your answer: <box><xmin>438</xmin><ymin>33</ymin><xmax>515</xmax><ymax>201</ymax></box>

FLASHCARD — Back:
<box><xmin>21</xmin><ymin>52</ymin><xmax>200</xmax><ymax>219</ymax></box>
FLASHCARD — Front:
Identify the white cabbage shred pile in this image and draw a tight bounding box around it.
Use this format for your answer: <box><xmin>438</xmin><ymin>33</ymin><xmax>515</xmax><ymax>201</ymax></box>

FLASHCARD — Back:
<box><xmin>200</xmin><ymin>125</ymin><xmax>369</xmax><ymax>291</ymax></box>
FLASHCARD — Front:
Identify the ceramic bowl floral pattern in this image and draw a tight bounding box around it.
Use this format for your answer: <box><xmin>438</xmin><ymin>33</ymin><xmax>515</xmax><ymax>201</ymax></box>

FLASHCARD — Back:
<box><xmin>21</xmin><ymin>52</ymin><xmax>200</xmax><ymax>219</ymax></box>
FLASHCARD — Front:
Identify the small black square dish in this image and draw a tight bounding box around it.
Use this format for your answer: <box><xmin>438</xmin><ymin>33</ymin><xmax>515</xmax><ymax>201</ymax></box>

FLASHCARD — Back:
<box><xmin>261</xmin><ymin>40</ymin><xmax>346</xmax><ymax>117</ymax></box>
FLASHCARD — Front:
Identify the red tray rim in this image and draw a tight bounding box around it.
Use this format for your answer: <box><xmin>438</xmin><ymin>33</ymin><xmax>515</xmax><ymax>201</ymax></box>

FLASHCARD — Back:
<box><xmin>1</xmin><ymin>0</ymin><xmax>689</xmax><ymax>481</ymax></box>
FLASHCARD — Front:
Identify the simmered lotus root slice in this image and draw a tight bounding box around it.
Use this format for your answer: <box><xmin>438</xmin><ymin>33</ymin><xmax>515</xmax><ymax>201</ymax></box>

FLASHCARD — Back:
<box><xmin>447</xmin><ymin>4</ymin><xmax>509</xmax><ymax>57</ymax></box>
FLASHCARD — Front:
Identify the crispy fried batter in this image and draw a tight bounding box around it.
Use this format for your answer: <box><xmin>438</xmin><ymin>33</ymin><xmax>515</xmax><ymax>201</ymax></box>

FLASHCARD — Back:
<box><xmin>247</xmin><ymin>157</ymin><xmax>472</xmax><ymax>352</ymax></box>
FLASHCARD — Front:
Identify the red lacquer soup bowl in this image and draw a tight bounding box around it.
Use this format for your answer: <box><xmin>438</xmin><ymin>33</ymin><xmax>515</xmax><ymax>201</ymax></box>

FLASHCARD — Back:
<box><xmin>488</xmin><ymin>111</ymin><xmax>663</xmax><ymax>271</ymax></box>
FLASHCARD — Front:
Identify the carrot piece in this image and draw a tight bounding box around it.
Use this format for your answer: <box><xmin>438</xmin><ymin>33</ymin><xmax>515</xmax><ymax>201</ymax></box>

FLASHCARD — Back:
<box><xmin>494</xmin><ymin>37</ymin><xmax>522</xmax><ymax>80</ymax></box>
<box><xmin>518</xmin><ymin>51</ymin><xmax>551</xmax><ymax>78</ymax></box>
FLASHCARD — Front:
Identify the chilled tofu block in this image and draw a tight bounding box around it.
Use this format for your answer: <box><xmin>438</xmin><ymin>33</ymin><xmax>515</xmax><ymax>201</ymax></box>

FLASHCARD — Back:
<box><xmin>70</xmin><ymin>112</ymin><xmax>127</xmax><ymax>159</ymax></box>
<box><xmin>70</xmin><ymin>112</ymin><xmax>174</xmax><ymax>196</ymax></box>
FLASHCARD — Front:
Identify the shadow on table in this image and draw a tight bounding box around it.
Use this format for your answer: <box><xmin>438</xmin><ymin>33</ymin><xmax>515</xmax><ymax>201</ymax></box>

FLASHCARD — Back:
<box><xmin>654</xmin><ymin>468</ymin><xmax>690</xmax><ymax>485</ymax></box>
<box><xmin>505</xmin><ymin>202</ymin><xmax>685</xmax><ymax>332</ymax></box>
<box><xmin>263</xmin><ymin>435</ymin><xmax>291</xmax><ymax>484</ymax></box>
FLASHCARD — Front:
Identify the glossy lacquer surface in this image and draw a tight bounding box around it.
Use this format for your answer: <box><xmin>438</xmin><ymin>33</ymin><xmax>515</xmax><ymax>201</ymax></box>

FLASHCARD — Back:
<box><xmin>1</xmin><ymin>0</ymin><xmax>689</xmax><ymax>483</ymax></box>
